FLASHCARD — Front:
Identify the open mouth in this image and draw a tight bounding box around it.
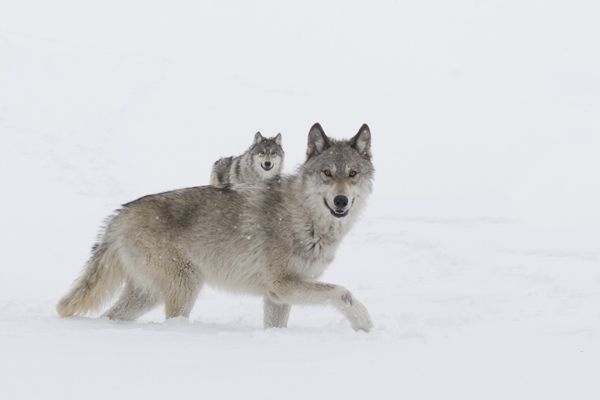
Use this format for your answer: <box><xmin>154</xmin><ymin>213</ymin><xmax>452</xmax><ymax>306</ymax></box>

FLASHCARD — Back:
<box><xmin>323</xmin><ymin>199</ymin><xmax>349</xmax><ymax>218</ymax></box>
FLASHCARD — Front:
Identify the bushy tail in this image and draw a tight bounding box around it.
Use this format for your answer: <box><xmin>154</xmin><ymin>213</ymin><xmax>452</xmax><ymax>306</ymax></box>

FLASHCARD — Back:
<box><xmin>56</xmin><ymin>242</ymin><xmax>123</xmax><ymax>317</ymax></box>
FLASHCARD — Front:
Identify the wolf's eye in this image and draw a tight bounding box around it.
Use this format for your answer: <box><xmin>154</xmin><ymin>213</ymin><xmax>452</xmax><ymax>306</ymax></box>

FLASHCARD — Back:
<box><xmin>258</xmin><ymin>152</ymin><xmax>264</xmax><ymax>157</ymax></box>
<box><xmin>322</xmin><ymin>169</ymin><xmax>332</xmax><ymax>177</ymax></box>
<box><xmin>349</xmin><ymin>170</ymin><xmax>358</xmax><ymax>178</ymax></box>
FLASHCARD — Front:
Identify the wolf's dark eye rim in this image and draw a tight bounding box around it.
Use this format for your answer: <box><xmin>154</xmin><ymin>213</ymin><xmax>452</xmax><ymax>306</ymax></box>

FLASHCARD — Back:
<box><xmin>349</xmin><ymin>170</ymin><xmax>357</xmax><ymax>177</ymax></box>
<box><xmin>322</xmin><ymin>169</ymin><xmax>332</xmax><ymax>177</ymax></box>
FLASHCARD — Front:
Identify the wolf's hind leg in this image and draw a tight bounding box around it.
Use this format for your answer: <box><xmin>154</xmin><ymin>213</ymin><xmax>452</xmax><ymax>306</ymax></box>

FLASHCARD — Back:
<box><xmin>263</xmin><ymin>297</ymin><xmax>291</xmax><ymax>328</ymax></box>
<box><xmin>163</xmin><ymin>262</ymin><xmax>203</xmax><ymax>319</ymax></box>
<box><xmin>164</xmin><ymin>285</ymin><xmax>200</xmax><ymax>319</ymax></box>
<box><xmin>103</xmin><ymin>282</ymin><xmax>159</xmax><ymax>321</ymax></box>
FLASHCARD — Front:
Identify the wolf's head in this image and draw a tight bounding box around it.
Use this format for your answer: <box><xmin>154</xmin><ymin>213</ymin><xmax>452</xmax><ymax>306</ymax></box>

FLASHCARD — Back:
<box><xmin>250</xmin><ymin>132</ymin><xmax>284</xmax><ymax>177</ymax></box>
<box><xmin>300</xmin><ymin>123</ymin><xmax>374</xmax><ymax>221</ymax></box>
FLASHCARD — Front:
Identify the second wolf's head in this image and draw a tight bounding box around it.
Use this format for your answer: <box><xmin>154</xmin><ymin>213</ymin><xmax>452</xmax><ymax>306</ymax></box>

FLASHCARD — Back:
<box><xmin>249</xmin><ymin>132</ymin><xmax>284</xmax><ymax>177</ymax></box>
<box><xmin>300</xmin><ymin>123</ymin><xmax>374</xmax><ymax>222</ymax></box>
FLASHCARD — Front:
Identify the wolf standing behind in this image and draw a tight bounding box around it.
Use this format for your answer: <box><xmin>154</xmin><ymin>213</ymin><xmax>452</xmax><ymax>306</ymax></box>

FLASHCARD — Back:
<box><xmin>210</xmin><ymin>132</ymin><xmax>284</xmax><ymax>185</ymax></box>
<box><xmin>57</xmin><ymin>123</ymin><xmax>374</xmax><ymax>332</ymax></box>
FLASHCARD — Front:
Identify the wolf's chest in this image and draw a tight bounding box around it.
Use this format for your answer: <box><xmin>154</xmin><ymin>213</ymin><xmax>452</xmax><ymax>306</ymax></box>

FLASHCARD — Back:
<box><xmin>289</xmin><ymin>235</ymin><xmax>338</xmax><ymax>278</ymax></box>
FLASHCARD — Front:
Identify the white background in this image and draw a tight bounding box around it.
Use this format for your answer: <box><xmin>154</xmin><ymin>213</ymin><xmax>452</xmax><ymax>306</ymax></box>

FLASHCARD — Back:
<box><xmin>1</xmin><ymin>1</ymin><xmax>599</xmax><ymax>399</ymax></box>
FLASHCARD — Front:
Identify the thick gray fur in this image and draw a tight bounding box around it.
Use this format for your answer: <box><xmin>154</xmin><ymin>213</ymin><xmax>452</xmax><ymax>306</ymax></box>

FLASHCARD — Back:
<box><xmin>57</xmin><ymin>123</ymin><xmax>374</xmax><ymax>332</ymax></box>
<box><xmin>210</xmin><ymin>132</ymin><xmax>284</xmax><ymax>185</ymax></box>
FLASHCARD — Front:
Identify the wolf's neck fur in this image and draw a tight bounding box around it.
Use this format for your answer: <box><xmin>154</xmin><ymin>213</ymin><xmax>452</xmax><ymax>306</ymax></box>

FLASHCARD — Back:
<box><xmin>233</xmin><ymin>152</ymin><xmax>262</xmax><ymax>183</ymax></box>
<box><xmin>275</xmin><ymin>174</ymin><xmax>363</xmax><ymax>277</ymax></box>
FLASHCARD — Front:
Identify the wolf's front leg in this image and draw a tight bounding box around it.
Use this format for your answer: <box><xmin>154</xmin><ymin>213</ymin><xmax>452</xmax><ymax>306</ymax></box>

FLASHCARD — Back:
<box><xmin>267</xmin><ymin>279</ymin><xmax>372</xmax><ymax>332</ymax></box>
<box><xmin>263</xmin><ymin>297</ymin><xmax>291</xmax><ymax>328</ymax></box>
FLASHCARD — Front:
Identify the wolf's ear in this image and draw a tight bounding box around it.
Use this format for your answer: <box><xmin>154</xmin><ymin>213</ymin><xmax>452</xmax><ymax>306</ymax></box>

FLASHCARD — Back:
<box><xmin>254</xmin><ymin>131</ymin><xmax>264</xmax><ymax>144</ymax></box>
<box><xmin>307</xmin><ymin>123</ymin><xmax>330</xmax><ymax>159</ymax></box>
<box><xmin>350</xmin><ymin>124</ymin><xmax>371</xmax><ymax>160</ymax></box>
<box><xmin>274</xmin><ymin>133</ymin><xmax>282</xmax><ymax>146</ymax></box>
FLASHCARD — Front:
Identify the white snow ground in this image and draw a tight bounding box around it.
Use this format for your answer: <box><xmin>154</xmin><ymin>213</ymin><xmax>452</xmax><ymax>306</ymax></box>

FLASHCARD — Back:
<box><xmin>1</xmin><ymin>1</ymin><xmax>599</xmax><ymax>399</ymax></box>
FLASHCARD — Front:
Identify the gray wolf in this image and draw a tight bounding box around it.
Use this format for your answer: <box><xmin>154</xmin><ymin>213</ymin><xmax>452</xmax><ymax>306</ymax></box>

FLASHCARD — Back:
<box><xmin>57</xmin><ymin>123</ymin><xmax>374</xmax><ymax>331</ymax></box>
<box><xmin>210</xmin><ymin>132</ymin><xmax>284</xmax><ymax>185</ymax></box>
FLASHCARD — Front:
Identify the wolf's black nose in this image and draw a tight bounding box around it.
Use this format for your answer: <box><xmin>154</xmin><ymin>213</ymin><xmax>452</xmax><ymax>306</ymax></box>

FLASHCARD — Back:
<box><xmin>333</xmin><ymin>195</ymin><xmax>349</xmax><ymax>209</ymax></box>
<box><xmin>264</xmin><ymin>161</ymin><xmax>272</xmax><ymax>168</ymax></box>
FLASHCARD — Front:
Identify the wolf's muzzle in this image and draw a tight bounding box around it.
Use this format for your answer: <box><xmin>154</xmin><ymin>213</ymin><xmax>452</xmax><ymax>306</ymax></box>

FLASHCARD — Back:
<box><xmin>333</xmin><ymin>195</ymin><xmax>349</xmax><ymax>209</ymax></box>
<box><xmin>324</xmin><ymin>198</ymin><xmax>349</xmax><ymax>218</ymax></box>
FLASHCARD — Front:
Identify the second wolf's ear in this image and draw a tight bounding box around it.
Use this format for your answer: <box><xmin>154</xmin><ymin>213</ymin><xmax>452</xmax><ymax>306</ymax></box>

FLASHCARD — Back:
<box><xmin>307</xmin><ymin>123</ymin><xmax>330</xmax><ymax>159</ymax></box>
<box><xmin>350</xmin><ymin>124</ymin><xmax>372</xmax><ymax>160</ymax></box>
<box><xmin>254</xmin><ymin>131</ymin><xmax>265</xmax><ymax>145</ymax></box>
<box><xmin>274</xmin><ymin>133</ymin><xmax>282</xmax><ymax>146</ymax></box>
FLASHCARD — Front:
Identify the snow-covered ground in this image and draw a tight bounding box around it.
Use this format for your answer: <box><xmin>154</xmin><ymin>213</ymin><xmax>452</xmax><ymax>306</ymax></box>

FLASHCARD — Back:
<box><xmin>1</xmin><ymin>1</ymin><xmax>599</xmax><ymax>399</ymax></box>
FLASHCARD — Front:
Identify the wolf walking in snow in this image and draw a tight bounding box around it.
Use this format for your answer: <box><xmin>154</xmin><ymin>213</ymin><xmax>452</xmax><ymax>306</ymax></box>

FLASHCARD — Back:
<box><xmin>210</xmin><ymin>132</ymin><xmax>284</xmax><ymax>185</ymax></box>
<box><xmin>57</xmin><ymin>123</ymin><xmax>374</xmax><ymax>331</ymax></box>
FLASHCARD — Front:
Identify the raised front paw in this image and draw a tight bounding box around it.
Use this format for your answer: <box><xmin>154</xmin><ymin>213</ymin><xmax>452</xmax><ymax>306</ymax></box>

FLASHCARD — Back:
<box><xmin>349</xmin><ymin>301</ymin><xmax>373</xmax><ymax>332</ymax></box>
<box><xmin>340</xmin><ymin>292</ymin><xmax>373</xmax><ymax>332</ymax></box>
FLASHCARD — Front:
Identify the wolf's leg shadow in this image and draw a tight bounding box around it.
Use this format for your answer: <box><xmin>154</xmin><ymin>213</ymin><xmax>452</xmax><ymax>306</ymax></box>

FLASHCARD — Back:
<box><xmin>263</xmin><ymin>297</ymin><xmax>291</xmax><ymax>328</ymax></box>
<box><xmin>267</xmin><ymin>279</ymin><xmax>372</xmax><ymax>332</ymax></box>
<box><xmin>103</xmin><ymin>281</ymin><xmax>159</xmax><ymax>321</ymax></box>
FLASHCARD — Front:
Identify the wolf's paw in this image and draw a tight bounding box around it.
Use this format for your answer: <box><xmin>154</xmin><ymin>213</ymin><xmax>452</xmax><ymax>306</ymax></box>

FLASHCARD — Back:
<box><xmin>344</xmin><ymin>298</ymin><xmax>373</xmax><ymax>332</ymax></box>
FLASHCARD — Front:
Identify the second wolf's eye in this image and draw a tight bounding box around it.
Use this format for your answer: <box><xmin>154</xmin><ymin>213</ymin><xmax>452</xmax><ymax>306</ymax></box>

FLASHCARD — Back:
<box><xmin>349</xmin><ymin>170</ymin><xmax>357</xmax><ymax>177</ymax></box>
<box><xmin>258</xmin><ymin>153</ymin><xmax>264</xmax><ymax>157</ymax></box>
<box><xmin>322</xmin><ymin>169</ymin><xmax>332</xmax><ymax>177</ymax></box>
